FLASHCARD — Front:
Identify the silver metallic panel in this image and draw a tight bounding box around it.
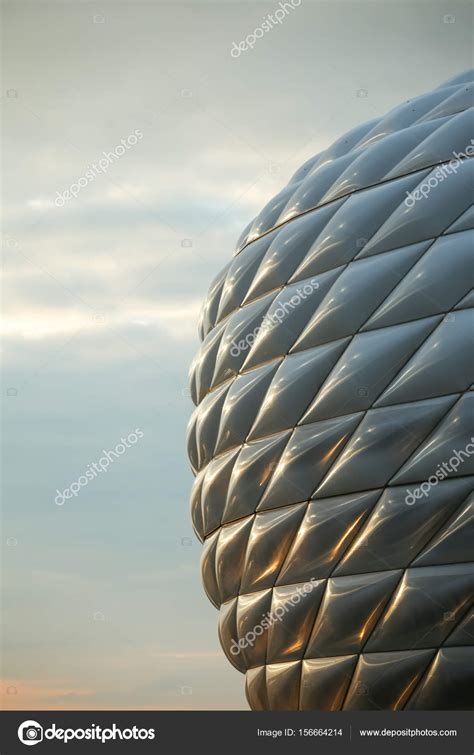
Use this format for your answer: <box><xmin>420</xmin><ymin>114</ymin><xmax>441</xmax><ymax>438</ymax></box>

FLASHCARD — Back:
<box><xmin>365</xmin><ymin>563</ymin><xmax>474</xmax><ymax>652</ymax></box>
<box><xmin>222</xmin><ymin>431</ymin><xmax>291</xmax><ymax>524</ymax></box>
<box><xmin>277</xmin><ymin>491</ymin><xmax>380</xmax><ymax>584</ymax></box>
<box><xmin>292</xmin><ymin>240</ymin><xmax>429</xmax><ymax>352</ymax></box>
<box><xmin>304</xmin><ymin>570</ymin><xmax>402</xmax><ymax>658</ymax></box>
<box><xmin>404</xmin><ymin>648</ymin><xmax>474</xmax><ymax>711</ymax></box>
<box><xmin>343</xmin><ymin>650</ymin><xmax>436</xmax><ymax>711</ymax></box>
<box><xmin>266</xmin><ymin>581</ymin><xmax>326</xmax><ymax>664</ymax></box>
<box><xmin>302</xmin><ymin>316</ymin><xmax>440</xmax><ymax>422</ymax></box>
<box><xmin>300</xmin><ymin>656</ymin><xmax>357</xmax><ymax>711</ymax></box>
<box><xmin>334</xmin><ymin>479</ymin><xmax>473</xmax><ymax>575</ymax></box>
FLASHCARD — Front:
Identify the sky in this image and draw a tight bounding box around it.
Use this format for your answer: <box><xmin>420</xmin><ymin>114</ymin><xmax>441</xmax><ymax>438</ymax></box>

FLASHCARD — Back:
<box><xmin>1</xmin><ymin>0</ymin><xmax>472</xmax><ymax>710</ymax></box>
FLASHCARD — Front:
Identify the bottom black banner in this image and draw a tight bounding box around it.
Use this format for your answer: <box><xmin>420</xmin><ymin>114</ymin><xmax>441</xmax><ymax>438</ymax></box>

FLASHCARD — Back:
<box><xmin>0</xmin><ymin>710</ymin><xmax>472</xmax><ymax>754</ymax></box>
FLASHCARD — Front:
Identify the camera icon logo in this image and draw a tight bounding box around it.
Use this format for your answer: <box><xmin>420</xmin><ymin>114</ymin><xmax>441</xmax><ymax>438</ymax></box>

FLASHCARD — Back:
<box><xmin>18</xmin><ymin>720</ymin><xmax>43</xmax><ymax>746</ymax></box>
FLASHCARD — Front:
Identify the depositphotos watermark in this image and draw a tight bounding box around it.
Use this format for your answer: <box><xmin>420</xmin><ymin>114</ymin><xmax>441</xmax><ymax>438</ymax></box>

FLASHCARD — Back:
<box><xmin>404</xmin><ymin>140</ymin><xmax>474</xmax><ymax>207</ymax></box>
<box><xmin>405</xmin><ymin>437</ymin><xmax>474</xmax><ymax>505</ymax></box>
<box><xmin>54</xmin><ymin>428</ymin><xmax>144</xmax><ymax>505</ymax></box>
<box><xmin>230</xmin><ymin>277</ymin><xmax>319</xmax><ymax>357</ymax></box>
<box><xmin>230</xmin><ymin>0</ymin><xmax>302</xmax><ymax>58</ymax></box>
<box><xmin>230</xmin><ymin>577</ymin><xmax>318</xmax><ymax>655</ymax></box>
<box><xmin>18</xmin><ymin>720</ymin><xmax>155</xmax><ymax>746</ymax></box>
<box><xmin>55</xmin><ymin>129</ymin><xmax>143</xmax><ymax>206</ymax></box>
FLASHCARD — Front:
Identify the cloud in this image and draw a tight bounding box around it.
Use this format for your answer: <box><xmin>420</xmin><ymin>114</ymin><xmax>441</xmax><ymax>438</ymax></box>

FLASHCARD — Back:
<box><xmin>1</xmin><ymin>300</ymin><xmax>201</xmax><ymax>342</ymax></box>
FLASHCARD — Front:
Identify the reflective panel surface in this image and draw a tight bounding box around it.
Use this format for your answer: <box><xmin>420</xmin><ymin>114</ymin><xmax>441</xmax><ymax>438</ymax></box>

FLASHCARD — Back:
<box><xmin>188</xmin><ymin>71</ymin><xmax>474</xmax><ymax>710</ymax></box>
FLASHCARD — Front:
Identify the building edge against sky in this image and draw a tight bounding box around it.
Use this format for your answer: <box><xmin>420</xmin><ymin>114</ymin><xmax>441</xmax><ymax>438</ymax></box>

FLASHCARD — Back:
<box><xmin>187</xmin><ymin>71</ymin><xmax>474</xmax><ymax>711</ymax></box>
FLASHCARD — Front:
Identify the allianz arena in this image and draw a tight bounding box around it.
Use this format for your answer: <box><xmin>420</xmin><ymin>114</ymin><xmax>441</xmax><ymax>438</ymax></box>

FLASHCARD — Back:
<box><xmin>187</xmin><ymin>71</ymin><xmax>474</xmax><ymax>710</ymax></box>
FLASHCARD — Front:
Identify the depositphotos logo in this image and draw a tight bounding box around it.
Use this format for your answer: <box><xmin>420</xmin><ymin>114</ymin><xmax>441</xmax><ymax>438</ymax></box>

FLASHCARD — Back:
<box><xmin>18</xmin><ymin>721</ymin><xmax>43</xmax><ymax>746</ymax></box>
<box><xmin>18</xmin><ymin>720</ymin><xmax>156</xmax><ymax>745</ymax></box>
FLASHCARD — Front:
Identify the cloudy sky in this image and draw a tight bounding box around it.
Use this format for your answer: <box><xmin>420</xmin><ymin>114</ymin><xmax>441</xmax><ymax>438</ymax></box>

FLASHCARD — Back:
<box><xmin>2</xmin><ymin>0</ymin><xmax>472</xmax><ymax>710</ymax></box>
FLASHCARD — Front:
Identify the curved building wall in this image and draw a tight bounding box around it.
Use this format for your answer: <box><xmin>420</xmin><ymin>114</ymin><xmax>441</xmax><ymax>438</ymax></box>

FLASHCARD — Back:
<box><xmin>187</xmin><ymin>70</ymin><xmax>474</xmax><ymax>710</ymax></box>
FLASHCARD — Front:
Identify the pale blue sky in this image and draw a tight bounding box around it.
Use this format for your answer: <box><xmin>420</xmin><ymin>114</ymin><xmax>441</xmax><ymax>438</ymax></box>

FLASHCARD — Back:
<box><xmin>2</xmin><ymin>0</ymin><xmax>472</xmax><ymax>709</ymax></box>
